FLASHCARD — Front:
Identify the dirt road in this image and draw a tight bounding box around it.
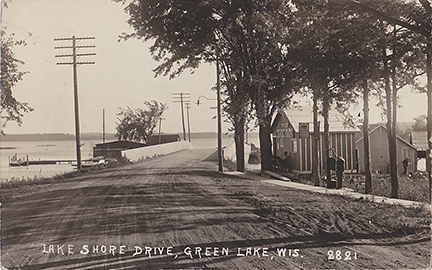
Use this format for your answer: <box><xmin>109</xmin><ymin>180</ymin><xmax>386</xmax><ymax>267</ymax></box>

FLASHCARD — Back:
<box><xmin>1</xmin><ymin>149</ymin><xmax>430</xmax><ymax>269</ymax></box>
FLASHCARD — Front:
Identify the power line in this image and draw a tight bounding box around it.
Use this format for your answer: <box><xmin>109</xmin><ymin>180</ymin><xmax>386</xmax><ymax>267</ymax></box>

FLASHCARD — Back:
<box><xmin>54</xmin><ymin>35</ymin><xmax>95</xmax><ymax>170</ymax></box>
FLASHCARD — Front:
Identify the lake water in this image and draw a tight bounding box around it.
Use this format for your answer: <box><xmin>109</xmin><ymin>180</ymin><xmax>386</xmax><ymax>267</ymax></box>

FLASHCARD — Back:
<box><xmin>1</xmin><ymin>140</ymin><xmax>98</xmax><ymax>181</ymax></box>
<box><xmin>0</xmin><ymin>134</ymin><xmax>259</xmax><ymax>181</ymax></box>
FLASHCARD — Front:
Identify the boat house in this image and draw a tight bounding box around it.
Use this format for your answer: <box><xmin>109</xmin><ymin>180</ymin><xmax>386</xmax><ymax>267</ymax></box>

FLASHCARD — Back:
<box><xmin>148</xmin><ymin>134</ymin><xmax>181</xmax><ymax>145</ymax></box>
<box><xmin>271</xmin><ymin>107</ymin><xmax>360</xmax><ymax>176</ymax></box>
<box><xmin>93</xmin><ymin>134</ymin><xmax>181</xmax><ymax>159</ymax></box>
<box><xmin>93</xmin><ymin>141</ymin><xmax>146</xmax><ymax>159</ymax></box>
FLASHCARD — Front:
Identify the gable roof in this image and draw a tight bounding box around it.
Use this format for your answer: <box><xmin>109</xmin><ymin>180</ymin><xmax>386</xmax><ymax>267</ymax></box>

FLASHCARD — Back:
<box><xmin>94</xmin><ymin>140</ymin><xmax>147</xmax><ymax>148</ymax></box>
<box><xmin>356</xmin><ymin>124</ymin><xmax>416</xmax><ymax>150</ymax></box>
<box><xmin>273</xmin><ymin>106</ymin><xmax>360</xmax><ymax>133</ymax></box>
<box><xmin>410</xmin><ymin>131</ymin><xmax>428</xmax><ymax>151</ymax></box>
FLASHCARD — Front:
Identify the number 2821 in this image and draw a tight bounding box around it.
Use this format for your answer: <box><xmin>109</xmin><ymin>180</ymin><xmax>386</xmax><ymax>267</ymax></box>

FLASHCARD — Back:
<box><xmin>328</xmin><ymin>250</ymin><xmax>358</xmax><ymax>260</ymax></box>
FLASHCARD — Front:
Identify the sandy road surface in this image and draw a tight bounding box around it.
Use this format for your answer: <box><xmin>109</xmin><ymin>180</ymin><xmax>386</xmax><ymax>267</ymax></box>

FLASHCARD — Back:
<box><xmin>1</xmin><ymin>149</ymin><xmax>430</xmax><ymax>269</ymax></box>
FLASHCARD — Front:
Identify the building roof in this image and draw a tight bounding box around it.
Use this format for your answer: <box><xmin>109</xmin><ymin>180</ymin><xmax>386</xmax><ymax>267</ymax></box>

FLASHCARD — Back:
<box><xmin>273</xmin><ymin>106</ymin><xmax>360</xmax><ymax>133</ymax></box>
<box><xmin>410</xmin><ymin>131</ymin><xmax>428</xmax><ymax>151</ymax></box>
<box><xmin>356</xmin><ymin>124</ymin><xmax>416</xmax><ymax>150</ymax></box>
<box><xmin>94</xmin><ymin>140</ymin><xmax>146</xmax><ymax>148</ymax></box>
<box><xmin>149</xmin><ymin>134</ymin><xmax>181</xmax><ymax>145</ymax></box>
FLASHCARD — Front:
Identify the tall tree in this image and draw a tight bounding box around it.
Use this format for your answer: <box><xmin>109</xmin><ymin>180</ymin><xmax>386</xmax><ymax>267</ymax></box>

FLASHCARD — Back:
<box><xmin>115</xmin><ymin>100</ymin><xmax>168</xmax><ymax>145</ymax></box>
<box><xmin>221</xmin><ymin>66</ymin><xmax>251</xmax><ymax>172</ymax></box>
<box><xmin>359</xmin><ymin>2</ymin><xmax>427</xmax><ymax>198</ymax></box>
<box><xmin>1</xmin><ymin>29</ymin><xmax>33</xmax><ymax>134</ymax></box>
<box><xmin>385</xmin><ymin>23</ymin><xmax>425</xmax><ymax>198</ymax></box>
<box><xmin>117</xmin><ymin>0</ymin><xmax>300</xmax><ymax>172</ymax></box>
<box><xmin>117</xmin><ymin>0</ymin><xmax>250</xmax><ymax>171</ymax></box>
<box><xmin>291</xmin><ymin>0</ymin><xmax>365</xmax><ymax>187</ymax></box>
<box><xmin>216</xmin><ymin>0</ymin><xmax>300</xmax><ymax>171</ymax></box>
<box><xmin>362</xmin><ymin>80</ymin><xmax>373</xmax><ymax>193</ymax></box>
<box><xmin>347</xmin><ymin>0</ymin><xmax>432</xmax><ymax>199</ymax></box>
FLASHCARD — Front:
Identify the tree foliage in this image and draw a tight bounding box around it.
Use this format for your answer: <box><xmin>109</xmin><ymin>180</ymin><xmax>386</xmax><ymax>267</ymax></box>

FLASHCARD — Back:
<box><xmin>117</xmin><ymin>0</ymin><xmax>301</xmax><ymax>171</ymax></box>
<box><xmin>117</xmin><ymin>0</ymin><xmax>429</xmax><ymax>181</ymax></box>
<box><xmin>412</xmin><ymin>114</ymin><xmax>428</xmax><ymax>131</ymax></box>
<box><xmin>358</xmin><ymin>0</ymin><xmax>427</xmax><ymax>198</ymax></box>
<box><xmin>1</xmin><ymin>29</ymin><xmax>32</xmax><ymax>134</ymax></box>
<box><xmin>115</xmin><ymin>100</ymin><xmax>168</xmax><ymax>145</ymax></box>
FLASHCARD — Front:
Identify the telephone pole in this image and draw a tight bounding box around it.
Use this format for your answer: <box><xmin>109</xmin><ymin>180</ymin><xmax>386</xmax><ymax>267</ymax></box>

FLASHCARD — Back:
<box><xmin>216</xmin><ymin>57</ymin><xmax>223</xmax><ymax>172</ymax></box>
<box><xmin>195</xmin><ymin>60</ymin><xmax>223</xmax><ymax>172</ymax></box>
<box><xmin>185</xmin><ymin>102</ymin><xmax>191</xmax><ymax>142</ymax></box>
<box><xmin>103</xmin><ymin>109</ymin><xmax>106</xmax><ymax>158</ymax></box>
<box><xmin>172</xmin><ymin>92</ymin><xmax>191</xmax><ymax>140</ymax></box>
<box><xmin>158</xmin><ymin>117</ymin><xmax>166</xmax><ymax>144</ymax></box>
<box><xmin>55</xmin><ymin>36</ymin><xmax>95</xmax><ymax>170</ymax></box>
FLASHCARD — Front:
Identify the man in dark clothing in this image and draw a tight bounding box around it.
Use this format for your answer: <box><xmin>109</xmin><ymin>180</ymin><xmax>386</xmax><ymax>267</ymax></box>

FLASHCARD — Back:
<box><xmin>336</xmin><ymin>157</ymin><xmax>345</xmax><ymax>189</ymax></box>
<box><xmin>402</xmin><ymin>157</ymin><xmax>409</xmax><ymax>174</ymax></box>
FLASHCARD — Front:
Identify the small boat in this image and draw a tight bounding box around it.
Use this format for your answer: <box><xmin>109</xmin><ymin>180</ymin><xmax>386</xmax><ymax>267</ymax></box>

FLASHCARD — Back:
<box><xmin>9</xmin><ymin>154</ymin><xmax>30</xmax><ymax>167</ymax></box>
<box><xmin>72</xmin><ymin>156</ymin><xmax>108</xmax><ymax>168</ymax></box>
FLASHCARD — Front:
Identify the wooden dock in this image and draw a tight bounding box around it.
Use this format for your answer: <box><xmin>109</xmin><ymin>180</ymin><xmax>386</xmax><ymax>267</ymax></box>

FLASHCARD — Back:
<box><xmin>27</xmin><ymin>160</ymin><xmax>75</xmax><ymax>165</ymax></box>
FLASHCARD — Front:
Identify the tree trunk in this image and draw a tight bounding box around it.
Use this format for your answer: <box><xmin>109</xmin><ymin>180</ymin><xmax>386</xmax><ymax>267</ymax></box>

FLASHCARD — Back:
<box><xmin>259</xmin><ymin>121</ymin><xmax>273</xmax><ymax>172</ymax></box>
<box><xmin>391</xmin><ymin>69</ymin><xmax>399</xmax><ymax>197</ymax></box>
<box><xmin>427</xmin><ymin>41</ymin><xmax>432</xmax><ymax>201</ymax></box>
<box><xmin>312</xmin><ymin>90</ymin><xmax>321</xmax><ymax>186</ymax></box>
<box><xmin>362</xmin><ymin>79</ymin><xmax>372</xmax><ymax>194</ymax></box>
<box><xmin>383</xmin><ymin>51</ymin><xmax>398</xmax><ymax>198</ymax></box>
<box><xmin>235</xmin><ymin>118</ymin><xmax>245</xmax><ymax>172</ymax></box>
<box><xmin>322</xmin><ymin>91</ymin><xmax>331</xmax><ymax>188</ymax></box>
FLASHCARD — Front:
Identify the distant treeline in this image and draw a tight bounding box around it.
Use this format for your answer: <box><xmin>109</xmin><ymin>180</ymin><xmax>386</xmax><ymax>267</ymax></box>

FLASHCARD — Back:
<box><xmin>1</xmin><ymin>132</ymin><xmax>259</xmax><ymax>142</ymax></box>
<box><xmin>0</xmin><ymin>133</ymin><xmax>117</xmax><ymax>142</ymax></box>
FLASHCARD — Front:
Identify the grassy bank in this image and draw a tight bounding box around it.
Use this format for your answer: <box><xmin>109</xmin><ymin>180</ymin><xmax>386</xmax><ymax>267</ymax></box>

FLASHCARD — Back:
<box><xmin>1</xmin><ymin>157</ymin><xmax>131</xmax><ymax>202</ymax></box>
<box><xmin>279</xmin><ymin>171</ymin><xmax>430</xmax><ymax>203</ymax></box>
<box><xmin>343</xmin><ymin>173</ymin><xmax>430</xmax><ymax>203</ymax></box>
<box><xmin>227</xmin><ymin>149</ymin><xmax>430</xmax><ymax>203</ymax></box>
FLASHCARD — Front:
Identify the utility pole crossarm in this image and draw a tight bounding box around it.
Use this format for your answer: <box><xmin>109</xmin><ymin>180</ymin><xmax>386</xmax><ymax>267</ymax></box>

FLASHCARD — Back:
<box><xmin>55</xmin><ymin>45</ymin><xmax>96</xmax><ymax>49</ymax></box>
<box><xmin>54</xmin><ymin>35</ymin><xmax>95</xmax><ymax>170</ymax></box>
<box><xmin>56</xmin><ymin>61</ymin><xmax>95</xmax><ymax>65</ymax></box>
<box><xmin>55</xmin><ymin>53</ymin><xmax>96</xmax><ymax>57</ymax></box>
<box><xmin>54</xmin><ymin>36</ymin><xmax>95</xmax><ymax>41</ymax></box>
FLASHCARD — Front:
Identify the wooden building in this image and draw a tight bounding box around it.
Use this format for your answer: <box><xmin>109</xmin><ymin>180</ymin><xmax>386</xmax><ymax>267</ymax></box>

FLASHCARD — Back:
<box><xmin>93</xmin><ymin>141</ymin><xmax>146</xmax><ymax>159</ymax></box>
<box><xmin>356</xmin><ymin>125</ymin><xmax>417</xmax><ymax>174</ymax></box>
<box><xmin>148</xmin><ymin>134</ymin><xmax>181</xmax><ymax>145</ymax></box>
<box><xmin>410</xmin><ymin>131</ymin><xmax>428</xmax><ymax>159</ymax></box>
<box><xmin>93</xmin><ymin>134</ymin><xmax>181</xmax><ymax>159</ymax></box>
<box><xmin>271</xmin><ymin>107</ymin><xmax>360</xmax><ymax>175</ymax></box>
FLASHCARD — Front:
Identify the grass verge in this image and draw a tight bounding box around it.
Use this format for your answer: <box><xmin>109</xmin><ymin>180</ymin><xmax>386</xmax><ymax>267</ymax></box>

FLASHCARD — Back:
<box><xmin>1</xmin><ymin>157</ymin><xmax>131</xmax><ymax>202</ymax></box>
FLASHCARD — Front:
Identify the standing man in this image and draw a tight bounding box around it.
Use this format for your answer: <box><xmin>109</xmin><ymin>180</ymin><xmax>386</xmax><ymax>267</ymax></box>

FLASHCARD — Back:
<box><xmin>402</xmin><ymin>156</ymin><xmax>409</xmax><ymax>175</ymax></box>
<box><xmin>336</xmin><ymin>157</ymin><xmax>345</xmax><ymax>189</ymax></box>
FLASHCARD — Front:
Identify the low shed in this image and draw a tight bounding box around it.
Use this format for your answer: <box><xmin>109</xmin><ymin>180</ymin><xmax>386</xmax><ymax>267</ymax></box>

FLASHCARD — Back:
<box><xmin>93</xmin><ymin>141</ymin><xmax>146</xmax><ymax>159</ymax></box>
<box><xmin>148</xmin><ymin>134</ymin><xmax>181</xmax><ymax>145</ymax></box>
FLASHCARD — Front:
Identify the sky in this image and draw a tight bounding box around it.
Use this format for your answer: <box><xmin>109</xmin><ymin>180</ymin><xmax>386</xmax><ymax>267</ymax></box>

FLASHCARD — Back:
<box><xmin>0</xmin><ymin>0</ymin><xmax>428</xmax><ymax>136</ymax></box>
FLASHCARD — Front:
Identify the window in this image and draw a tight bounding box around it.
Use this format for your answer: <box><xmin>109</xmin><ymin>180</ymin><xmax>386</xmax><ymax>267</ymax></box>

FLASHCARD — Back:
<box><xmin>291</xmin><ymin>139</ymin><xmax>298</xmax><ymax>153</ymax></box>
